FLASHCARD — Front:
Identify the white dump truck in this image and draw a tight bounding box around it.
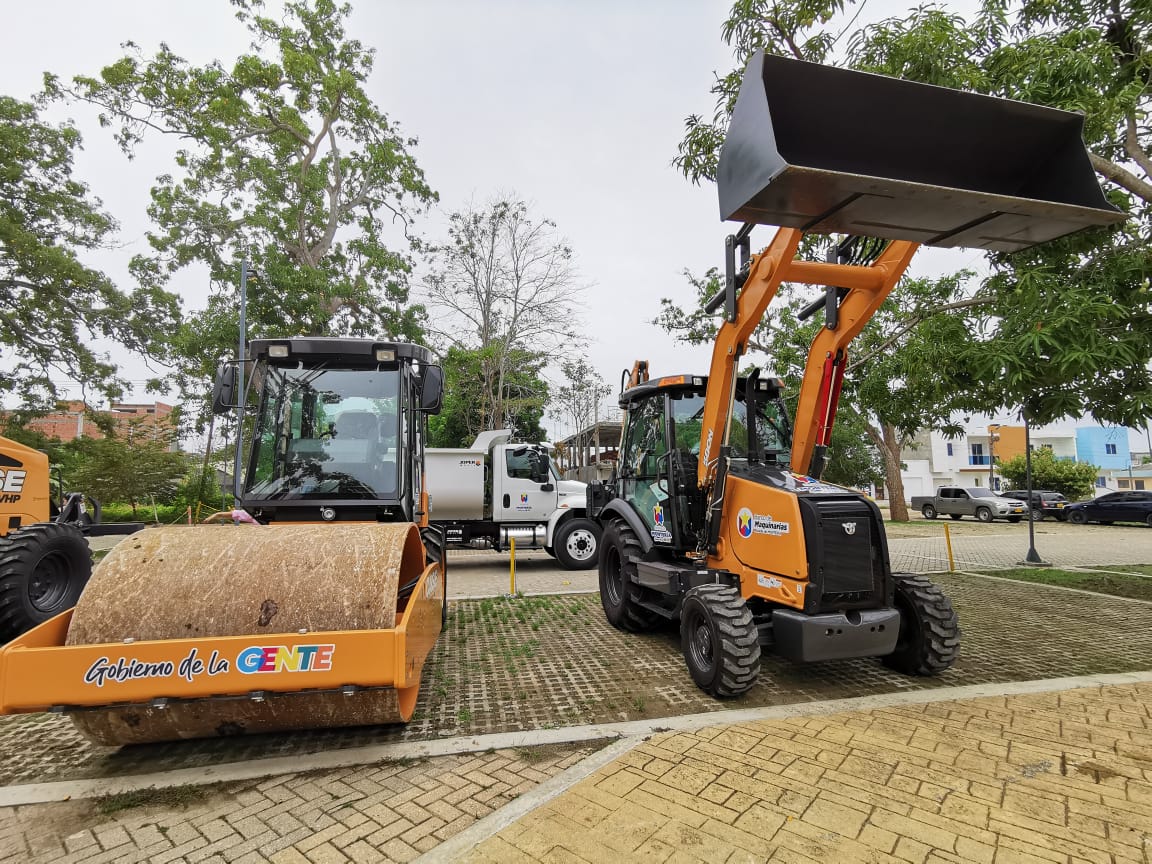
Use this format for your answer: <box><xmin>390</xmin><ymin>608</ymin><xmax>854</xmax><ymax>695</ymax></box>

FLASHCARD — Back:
<box><xmin>426</xmin><ymin>430</ymin><xmax>600</xmax><ymax>569</ymax></box>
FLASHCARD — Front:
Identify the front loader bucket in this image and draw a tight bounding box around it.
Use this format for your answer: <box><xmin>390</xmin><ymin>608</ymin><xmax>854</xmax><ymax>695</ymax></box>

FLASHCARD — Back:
<box><xmin>717</xmin><ymin>52</ymin><xmax>1124</xmax><ymax>251</ymax></box>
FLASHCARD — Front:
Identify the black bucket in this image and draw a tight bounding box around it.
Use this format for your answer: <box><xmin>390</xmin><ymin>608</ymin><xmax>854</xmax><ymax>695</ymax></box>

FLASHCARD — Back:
<box><xmin>717</xmin><ymin>52</ymin><xmax>1124</xmax><ymax>251</ymax></box>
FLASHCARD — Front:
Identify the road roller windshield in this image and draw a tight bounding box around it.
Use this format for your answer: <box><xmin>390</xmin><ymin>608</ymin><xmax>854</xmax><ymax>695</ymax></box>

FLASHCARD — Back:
<box><xmin>247</xmin><ymin>366</ymin><xmax>401</xmax><ymax>501</ymax></box>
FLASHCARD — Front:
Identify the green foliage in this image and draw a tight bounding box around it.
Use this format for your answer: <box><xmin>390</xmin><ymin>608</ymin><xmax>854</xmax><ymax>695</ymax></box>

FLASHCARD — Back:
<box><xmin>428</xmin><ymin>346</ymin><xmax>548</xmax><ymax>447</ymax></box>
<box><xmin>676</xmin><ymin>0</ymin><xmax>1152</xmax><ymax>428</ymax></box>
<box><xmin>0</xmin><ymin>97</ymin><xmax>177</xmax><ymax>409</ymax></box>
<box><xmin>551</xmin><ymin>358</ymin><xmax>610</xmax><ymax>439</ymax></box>
<box><xmin>68</xmin><ymin>422</ymin><xmax>190</xmax><ymax>516</ymax></box>
<box><xmin>997</xmin><ymin>448</ymin><xmax>1101</xmax><ymax>499</ymax></box>
<box><xmin>47</xmin><ymin>0</ymin><xmax>436</xmax><ymax>420</ymax></box>
<box><xmin>822</xmin><ymin>409</ymin><xmax>885</xmax><ymax>490</ymax></box>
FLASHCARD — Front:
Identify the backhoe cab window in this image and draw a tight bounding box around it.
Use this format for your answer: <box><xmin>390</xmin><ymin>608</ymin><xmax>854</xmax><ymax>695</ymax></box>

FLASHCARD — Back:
<box><xmin>247</xmin><ymin>367</ymin><xmax>401</xmax><ymax>500</ymax></box>
<box><xmin>669</xmin><ymin>390</ymin><xmax>790</xmax><ymax>466</ymax></box>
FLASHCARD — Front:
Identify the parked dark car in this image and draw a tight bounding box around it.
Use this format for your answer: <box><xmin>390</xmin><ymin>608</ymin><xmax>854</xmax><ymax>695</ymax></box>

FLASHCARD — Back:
<box><xmin>1064</xmin><ymin>491</ymin><xmax>1152</xmax><ymax>526</ymax></box>
<box><xmin>1000</xmin><ymin>489</ymin><xmax>1069</xmax><ymax>521</ymax></box>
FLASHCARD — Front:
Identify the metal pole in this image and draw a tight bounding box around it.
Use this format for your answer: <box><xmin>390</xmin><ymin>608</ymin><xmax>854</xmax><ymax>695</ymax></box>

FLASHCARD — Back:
<box><xmin>1023</xmin><ymin>412</ymin><xmax>1044</xmax><ymax>564</ymax></box>
<box><xmin>233</xmin><ymin>259</ymin><xmax>249</xmax><ymax>502</ymax></box>
<box><xmin>988</xmin><ymin>428</ymin><xmax>994</xmax><ymax>490</ymax></box>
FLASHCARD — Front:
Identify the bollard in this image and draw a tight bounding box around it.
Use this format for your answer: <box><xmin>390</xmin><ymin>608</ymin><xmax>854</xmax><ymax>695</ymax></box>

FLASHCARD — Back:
<box><xmin>509</xmin><ymin>537</ymin><xmax>516</xmax><ymax>595</ymax></box>
<box><xmin>186</xmin><ymin>506</ymin><xmax>193</xmax><ymax>526</ymax></box>
<box><xmin>943</xmin><ymin>523</ymin><xmax>955</xmax><ymax>572</ymax></box>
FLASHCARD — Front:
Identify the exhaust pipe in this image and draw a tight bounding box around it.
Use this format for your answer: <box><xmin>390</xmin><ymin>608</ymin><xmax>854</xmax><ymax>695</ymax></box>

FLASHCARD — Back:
<box><xmin>717</xmin><ymin>52</ymin><xmax>1124</xmax><ymax>251</ymax></box>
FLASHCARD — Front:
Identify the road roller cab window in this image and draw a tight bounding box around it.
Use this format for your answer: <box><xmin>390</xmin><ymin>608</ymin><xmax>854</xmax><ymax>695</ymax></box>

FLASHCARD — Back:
<box><xmin>248</xmin><ymin>367</ymin><xmax>402</xmax><ymax>500</ymax></box>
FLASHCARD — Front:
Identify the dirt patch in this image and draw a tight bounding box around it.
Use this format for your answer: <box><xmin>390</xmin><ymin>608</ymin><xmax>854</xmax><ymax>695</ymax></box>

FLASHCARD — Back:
<box><xmin>975</xmin><ymin>567</ymin><xmax>1152</xmax><ymax>602</ymax></box>
<box><xmin>94</xmin><ymin>783</ymin><xmax>210</xmax><ymax>815</ymax></box>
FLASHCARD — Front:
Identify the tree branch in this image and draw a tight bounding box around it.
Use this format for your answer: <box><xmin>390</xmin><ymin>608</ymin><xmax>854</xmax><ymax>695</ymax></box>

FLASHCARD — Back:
<box><xmin>1090</xmin><ymin>151</ymin><xmax>1152</xmax><ymax>204</ymax></box>
<box><xmin>1124</xmin><ymin>115</ymin><xmax>1152</xmax><ymax>178</ymax></box>
<box><xmin>846</xmin><ymin>295</ymin><xmax>995</xmax><ymax>372</ymax></box>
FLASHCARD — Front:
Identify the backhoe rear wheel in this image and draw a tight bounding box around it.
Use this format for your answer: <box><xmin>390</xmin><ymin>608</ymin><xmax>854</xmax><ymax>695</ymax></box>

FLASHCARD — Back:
<box><xmin>0</xmin><ymin>523</ymin><xmax>91</xmax><ymax>643</ymax></box>
<box><xmin>882</xmin><ymin>572</ymin><xmax>959</xmax><ymax>676</ymax></box>
<box><xmin>680</xmin><ymin>584</ymin><xmax>760</xmax><ymax>697</ymax></box>
<box><xmin>599</xmin><ymin>519</ymin><xmax>658</xmax><ymax>632</ymax></box>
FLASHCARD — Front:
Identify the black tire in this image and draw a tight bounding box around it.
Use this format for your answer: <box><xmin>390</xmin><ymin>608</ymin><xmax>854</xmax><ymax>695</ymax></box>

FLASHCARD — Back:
<box><xmin>949</xmin><ymin>514</ymin><xmax>962</xmax><ymax>520</ymax></box>
<box><xmin>598</xmin><ymin>519</ymin><xmax>658</xmax><ymax>632</ymax></box>
<box><xmin>882</xmin><ymin>572</ymin><xmax>959</xmax><ymax>676</ymax></box>
<box><xmin>680</xmin><ymin>584</ymin><xmax>760</xmax><ymax>696</ymax></box>
<box><xmin>1068</xmin><ymin>510</ymin><xmax>1088</xmax><ymax>525</ymax></box>
<box><xmin>1007</xmin><ymin>516</ymin><xmax>1022</xmax><ymax>523</ymax></box>
<box><xmin>1147</xmin><ymin>514</ymin><xmax>1152</xmax><ymax>528</ymax></box>
<box><xmin>1100</xmin><ymin>521</ymin><xmax>1114</xmax><ymax>526</ymax></box>
<box><xmin>420</xmin><ymin>526</ymin><xmax>448</xmax><ymax>627</ymax></box>
<box><xmin>0</xmin><ymin>523</ymin><xmax>92</xmax><ymax>643</ymax></box>
<box><xmin>1029</xmin><ymin>510</ymin><xmax>1045</xmax><ymax>522</ymax></box>
<box><xmin>543</xmin><ymin>545</ymin><xmax>556</xmax><ymax>558</ymax></box>
<box><xmin>975</xmin><ymin>507</ymin><xmax>993</xmax><ymax>523</ymax></box>
<box><xmin>921</xmin><ymin>504</ymin><xmax>937</xmax><ymax>519</ymax></box>
<box><xmin>554</xmin><ymin>517</ymin><xmax>600</xmax><ymax>570</ymax></box>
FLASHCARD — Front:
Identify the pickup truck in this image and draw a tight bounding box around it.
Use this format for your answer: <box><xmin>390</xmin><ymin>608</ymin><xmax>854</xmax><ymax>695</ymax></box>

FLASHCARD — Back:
<box><xmin>910</xmin><ymin>486</ymin><xmax>1028</xmax><ymax>523</ymax></box>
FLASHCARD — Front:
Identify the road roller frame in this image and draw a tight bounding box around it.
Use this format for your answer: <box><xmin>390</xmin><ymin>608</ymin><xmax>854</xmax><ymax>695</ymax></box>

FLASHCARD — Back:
<box><xmin>0</xmin><ymin>553</ymin><xmax>444</xmax><ymax>722</ymax></box>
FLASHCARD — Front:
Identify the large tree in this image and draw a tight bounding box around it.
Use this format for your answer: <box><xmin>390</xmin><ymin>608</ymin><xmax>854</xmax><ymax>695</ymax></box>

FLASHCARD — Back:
<box><xmin>0</xmin><ymin>97</ymin><xmax>177</xmax><ymax>408</ymax></box>
<box><xmin>423</xmin><ymin>197</ymin><xmax>581</xmax><ymax>436</ymax></box>
<box><xmin>673</xmin><ymin>0</ymin><xmax>1152</xmax><ymax>433</ymax></box>
<box><xmin>47</xmin><ymin>0</ymin><xmax>436</xmax><ymax>411</ymax></box>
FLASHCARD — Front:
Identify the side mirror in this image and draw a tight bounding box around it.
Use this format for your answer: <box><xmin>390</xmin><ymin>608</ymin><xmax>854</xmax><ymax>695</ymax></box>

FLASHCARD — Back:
<box><xmin>531</xmin><ymin>447</ymin><xmax>550</xmax><ymax>485</ymax></box>
<box><xmin>419</xmin><ymin>364</ymin><xmax>443</xmax><ymax>414</ymax></box>
<box><xmin>211</xmin><ymin>364</ymin><xmax>238</xmax><ymax>415</ymax></box>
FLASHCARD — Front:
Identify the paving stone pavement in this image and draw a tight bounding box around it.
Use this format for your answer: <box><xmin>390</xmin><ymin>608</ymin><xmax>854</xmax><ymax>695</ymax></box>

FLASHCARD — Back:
<box><xmin>467</xmin><ymin>681</ymin><xmax>1152</xmax><ymax>864</ymax></box>
<box><xmin>0</xmin><ymin>743</ymin><xmax>599</xmax><ymax>863</ymax></box>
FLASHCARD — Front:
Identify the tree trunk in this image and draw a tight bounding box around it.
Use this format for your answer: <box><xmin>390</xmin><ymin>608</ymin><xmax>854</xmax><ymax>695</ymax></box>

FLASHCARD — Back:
<box><xmin>868</xmin><ymin>422</ymin><xmax>909</xmax><ymax>522</ymax></box>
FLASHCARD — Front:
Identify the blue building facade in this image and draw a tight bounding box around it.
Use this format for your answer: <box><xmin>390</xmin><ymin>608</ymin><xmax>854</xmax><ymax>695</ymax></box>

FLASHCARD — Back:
<box><xmin>1076</xmin><ymin>427</ymin><xmax>1131</xmax><ymax>469</ymax></box>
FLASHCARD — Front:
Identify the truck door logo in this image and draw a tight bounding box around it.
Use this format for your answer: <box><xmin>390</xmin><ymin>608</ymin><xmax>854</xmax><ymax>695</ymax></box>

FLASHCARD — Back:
<box><xmin>520</xmin><ymin>493</ymin><xmax>528</xmax><ymax>503</ymax></box>
<box><xmin>843</xmin><ymin>522</ymin><xmax>857</xmax><ymax>536</ymax></box>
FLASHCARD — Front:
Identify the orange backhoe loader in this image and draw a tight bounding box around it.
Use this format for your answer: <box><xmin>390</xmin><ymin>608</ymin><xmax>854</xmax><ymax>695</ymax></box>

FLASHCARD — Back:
<box><xmin>589</xmin><ymin>53</ymin><xmax>1124</xmax><ymax>695</ymax></box>
<box><xmin>0</xmin><ymin>437</ymin><xmax>143</xmax><ymax>643</ymax></box>
<box><xmin>0</xmin><ymin>338</ymin><xmax>447</xmax><ymax>744</ymax></box>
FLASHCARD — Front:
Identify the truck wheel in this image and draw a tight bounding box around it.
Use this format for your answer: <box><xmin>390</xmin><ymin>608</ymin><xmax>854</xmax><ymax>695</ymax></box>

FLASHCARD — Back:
<box><xmin>1068</xmin><ymin>510</ymin><xmax>1087</xmax><ymax>524</ymax></box>
<box><xmin>882</xmin><ymin>572</ymin><xmax>959</xmax><ymax>676</ymax></box>
<box><xmin>921</xmin><ymin>504</ymin><xmax>937</xmax><ymax>519</ymax></box>
<box><xmin>554</xmin><ymin>518</ymin><xmax>600</xmax><ymax>570</ymax></box>
<box><xmin>599</xmin><ymin>520</ymin><xmax>658</xmax><ymax>632</ymax></box>
<box><xmin>680</xmin><ymin>584</ymin><xmax>760</xmax><ymax>697</ymax></box>
<box><xmin>0</xmin><ymin>523</ymin><xmax>92</xmax><ymax>643</ymax></box>
<box><xmin>975</xmin><ymin>507</ymin><xmax>993</xmax><ymax>523</ymax></box>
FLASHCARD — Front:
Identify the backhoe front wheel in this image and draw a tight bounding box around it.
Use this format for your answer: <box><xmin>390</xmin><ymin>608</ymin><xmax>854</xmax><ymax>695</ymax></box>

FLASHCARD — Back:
<box><xmin>0</xmin><ymin>523</ymin><xmax>92</xmax><ymax>643</ymax></box>
<box><xmin>680</xmin><ymin>584</ymin><xmax>760</xmax><ymax>697</ymax></box>
<box><xmin>599</xmin><ymin>520</ymin><xmax>658</xmax><ymax>632</ymax></box>
<box><xmin>882</xmin><ymin>572</ymin><xmax>959</xmax><ymax>676</ymax></box>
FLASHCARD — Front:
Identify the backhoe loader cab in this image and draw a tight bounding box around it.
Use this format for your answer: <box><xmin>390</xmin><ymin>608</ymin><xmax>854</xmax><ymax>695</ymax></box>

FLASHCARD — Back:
<box><xmin>590</xmin><ymin>51</ymin><xmax>1124</xmax><ymax>699</ymax></box>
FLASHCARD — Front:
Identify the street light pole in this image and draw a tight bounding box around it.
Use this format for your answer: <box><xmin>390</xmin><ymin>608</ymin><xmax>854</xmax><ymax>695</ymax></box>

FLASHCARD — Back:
<box><xmin>987</xmin><ymin>423</ymin><xmax>1001</xmax><ymax>490</ymax></box>
<box><xmin>1023</xmin><ymin>411</ymin><xmax>1046</xmax><ymax>565</ymax></box>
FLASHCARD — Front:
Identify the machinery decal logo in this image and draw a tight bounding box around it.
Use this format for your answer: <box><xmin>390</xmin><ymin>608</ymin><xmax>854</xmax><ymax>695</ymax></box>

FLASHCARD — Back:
<box><xmin>739</xmin><ymin>509</ymin><xmax>790</xmax><ymax>538</ymax></box>
<box><xmin>653</xmin><ymin>504</ymin><xmax>664</xmax><ymax>526</ymax></box>
<box><xmin>516</xmin><ymin>493</ymin><xmax>531</xmax><ymax>512</ymax></box>
<box><xmin>757</xmin><ymin>573</ymin><xmax>782</xmax><ymax>589</ymax></box>
<box><xmin>842</xmin><ymin>521</ymin><xmax>857</xmax><ymax>536</ymax></box>
<box><xmin>237</xmin><ymin>644</ymin><xmax>335</xmax><ymax>674</ymax></box>
<box><xmin>737</xmin><ymin>508</ymin><xmax>753</xmax><ymax>538</ymax></box>
<box><xmin>650</xmin><ymin>505</ymin><xmax>673</xmax><ymax>542</ymax></box>
<box><xmin>0</xmin><ymin>463</ymin><xmax>26</xmax><ymax>504</ymax></box>
<box><xmin>789</xmin><ymin>473</ymin><xmax>840</xmax><ymax>494</ymax></box>
<box><xmin>457</xmin><ymin>459</ymin><xmax>482</xmax><ymax>467</ymax></box>
<box><xmin>425</xmin><ymin>567</ymin><xmax>442</xmax><ymax>600</ymax></box>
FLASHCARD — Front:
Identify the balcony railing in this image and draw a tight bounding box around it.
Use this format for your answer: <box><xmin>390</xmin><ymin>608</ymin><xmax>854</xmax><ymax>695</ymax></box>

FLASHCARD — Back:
<box><xmin>968</xmin><ymin>455</ymin><xmax>990</xmax><ymax>465</ymax></box>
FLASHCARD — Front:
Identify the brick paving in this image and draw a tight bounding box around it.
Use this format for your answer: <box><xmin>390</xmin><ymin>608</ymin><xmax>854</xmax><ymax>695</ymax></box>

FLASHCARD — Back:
<box><xmin>0</xmin><ymin>744</ymin><xmax>598</xmax><ymax>863</ymax></box>
<box><xmin>467</xmin><ymin>682</ymin><xmax>1152</xmax><ymax>864</ymax></box>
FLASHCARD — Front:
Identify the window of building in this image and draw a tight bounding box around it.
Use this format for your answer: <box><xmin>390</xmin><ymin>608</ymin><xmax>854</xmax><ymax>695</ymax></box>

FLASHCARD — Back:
<box><xmin>1105</xmin><ymin>443</ymin><xmax>1117</xmax><ymax>455</ymax></box>
<box><xmin>1138</xmin><ymin>480</ymin><xmax>1147</xmax><ymax>491</ymax></box>
<box><xmin>946</xmin><ymin>443</ymin><xmax>953</xmax><ymax>456</ymax></box>
<box><xmin>1119</xmin><ymin>478</ymin><xmax>1130</xmax><ymax>489</ymax></box>
<box><xmin>971</xmin><ymin>443</ymin><xmax>984</xmax><ymax>456</ymax></box>
<box><xmin>1096</xmin><ymin>476</ymin><xmax>1106</xmax><ymax>487</ymax></box>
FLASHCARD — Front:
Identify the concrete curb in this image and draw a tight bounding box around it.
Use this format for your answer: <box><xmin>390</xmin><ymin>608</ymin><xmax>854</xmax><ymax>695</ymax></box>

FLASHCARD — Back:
<box><xmin>5</xmin><ymin>669</ymin><xmax>1152</xmax><ymax>808</ymax></box>
<box><xmin>955</xmin><ymin>569</ymin><xmax>1152</xmax><ymax>604</ymax></box>
<box><xmin>417</xmin><ymin>737</ymin><xmax>640</xmax><ymax>863</ymax></box>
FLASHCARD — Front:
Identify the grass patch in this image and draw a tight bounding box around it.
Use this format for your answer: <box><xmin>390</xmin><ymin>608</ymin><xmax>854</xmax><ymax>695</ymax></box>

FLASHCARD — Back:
<box><xmin>975</xmin><ymin>567</ymin><xmax>1152</xmax><ymax>601</ymax></box>
<box><xmin>94</xmin><ymin>784</ymin><xmax>208</xmax><ymax>815</ymax></box>
<box><xmin>1098</xmin><ymin>565</ymin><xmax>1152</xmax><ymax>578</ymax></box>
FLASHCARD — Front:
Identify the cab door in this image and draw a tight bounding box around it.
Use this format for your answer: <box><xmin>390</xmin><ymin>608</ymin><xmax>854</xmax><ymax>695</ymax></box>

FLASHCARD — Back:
<box><xmin>619</xmin><ymin>393</ymin><xmax>674</xmax><ymax>544</ymax></box>
<box><xmin>496</xmin><ymin>447</ymin><xmax>552</xmax><ymax>522</ymax></box>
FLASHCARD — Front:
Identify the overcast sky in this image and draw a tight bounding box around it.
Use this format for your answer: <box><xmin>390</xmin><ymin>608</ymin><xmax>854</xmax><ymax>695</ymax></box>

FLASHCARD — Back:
<box><xmin>8</xmin><ymin>0</ymin><xmax>1144</xmax><ymax>449</ymax></box>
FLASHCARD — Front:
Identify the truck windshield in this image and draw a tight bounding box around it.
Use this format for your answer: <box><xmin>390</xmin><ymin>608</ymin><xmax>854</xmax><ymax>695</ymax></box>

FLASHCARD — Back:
<box><xmin>246</xmin><ymin>366</ymin><xmax>401</xmax><ymax>501</ymax></box>
<box><xmin>669</xmin><ymin>390</ymin><xmax>791</xmax><ymax>466</ymax></box>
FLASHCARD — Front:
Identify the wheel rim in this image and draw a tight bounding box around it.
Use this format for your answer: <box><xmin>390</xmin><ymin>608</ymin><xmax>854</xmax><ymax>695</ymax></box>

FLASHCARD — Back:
<box><xmin>565</xmin><ymin>529</ymin><xmax>596</xmax><ymax>563</ymax></box>
<box><xmin>978</xmin><ymin>509</ymin><xmax>991</xmax><ymax>522</ymax></box>
<box><xmin>604</xmin><ymin>545</ymin><xmax>624</xmax><ymax>605</ymax></box>
<box><xmin>28</xmin><ymin>551</ymin><xmax>72</xmax><ymax>613</ymax></box>
<box><xmin>687</xmin><ymin>610</ymin><xmax>715</xmax><ymax>674</ymax></box>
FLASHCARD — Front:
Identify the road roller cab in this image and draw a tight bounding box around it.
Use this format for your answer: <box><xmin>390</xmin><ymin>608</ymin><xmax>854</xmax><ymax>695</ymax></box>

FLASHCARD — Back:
<box><xmin>0</xmin><ymin>338</ymin><xmax>448</xmax><ymax>745</ymax></box>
